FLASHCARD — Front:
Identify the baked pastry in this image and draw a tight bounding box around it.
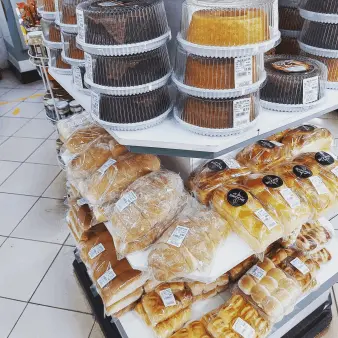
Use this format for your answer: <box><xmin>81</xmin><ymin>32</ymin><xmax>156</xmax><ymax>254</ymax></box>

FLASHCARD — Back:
<box><xmin>41</xmin><ymin>19</ymin><xmax>61</xmax><ymax>42</ymax></box>
<box><xmin>228</xmin><ymin>255</ymin><xmax>258</xmax><ymax>282</ymax></box>
<box><xmin>113</xmin><ymin>300</ymin><xmax>138</xmax><ymax>318</ymax></box>
<box><xmin>186</xmin><ymin>273</ymin><xmax>229</xmax><ymax>297</ymax></box>
<box><xmin>311</xmin><ymin>248</ymin><xmax>332</xmax><ymax>264</ymax></box>
<box><xmin>62</xmin><ymin>31</ymin><xmax>84</xmax><ymax>60</ymax></box>
<box><xmin>77</xmin><ymin>0</ymin><xmax>169</xmax><ymax>45</ymax></box>
<box><xmin>187</xmin><ymin>158</ymin><xmax>251</xmax><ymax>205</ymax></box>
<box><xmin>236</xmin><ymin>139</ymin><xmax>291</xmax><ymax>171</ymax></box>
<box><xmin>281</xmin><ymin>126</ymin><xmax>333</xmax><ymax>157</ymax></box>
<box><xmin>242</xmin><ymin>173</ymin><xmax>311</xmax><ymax>235</ymax></box>
<box><xmin>186</xmin><ymin>8</ymin><xmax>270</xmax><ymax>46</ymax></box>
<box><xmin>268</xmin><ymin>248</ymin><xmax>297</xmax><ymax>266</ymax></box>
<box><xmin>82</xmin><ymin>153</ymin><xmax>161</xmax><ymax>205</ymax></box>
<box><xmin>267</xmin><ymin>129</ymin><xmax>291</xmax><ymax>143</ymax></box>
<box><xmin>106</xmin><ymin>170</ymin><xmax>185</xmax><ymax>257</ymax></box>
<box><xmin>171</xmin><ymin>320</ymin><xmax>210</xmax><ymax>338</ymax></box>
<box><xmin>275</xmin><ymin>37</ymin><xmax>301</xmax><ymax>55</ymax></box>
<box><xmin>279</xmin><ymin>6</ymin><xmax>303</xmax><ymax>30</ymax></box>
<box><xmin>49</xmin><ymin>47</ymin><xmax>71</xmax><ymax>69</ymax></box>
<box><xmin>149</xmin><ymin>200</ymin><xmax>230</xmax><ymax>281</ymax></box>
<box><xmin>97</xmin><ymin>85</ymin><xmax>171</xmax><ymax>124</ymax></box>
<box><xmin>89</xmin><ymin>45</ymin><xmax>171</xmax><ymax>87</ymax></box>
<box><xmin>212</xmin><ymin>183</ymin><xmax>284</xmax><ymax>253</ymax></box>
<box><xmin>60</xmin><ymin>0</ymin><xmax>85</xmax><ymax>24</ymax></box>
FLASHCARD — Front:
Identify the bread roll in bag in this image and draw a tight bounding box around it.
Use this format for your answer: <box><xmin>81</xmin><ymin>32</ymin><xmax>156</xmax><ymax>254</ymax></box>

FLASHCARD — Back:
<box><xmin>171</xmin><ymin>320</ymin><xmax>211</xmax><ymax>338</ymax></box>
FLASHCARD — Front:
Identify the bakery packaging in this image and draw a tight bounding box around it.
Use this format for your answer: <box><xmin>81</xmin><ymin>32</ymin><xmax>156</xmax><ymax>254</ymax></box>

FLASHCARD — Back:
<box><xmin>299</xmin><ymin>0</ymin><xmax>338</xmax><ymax>23</ymax></box>
<box><xmin>59</xmin><ymin>0</ymin><xmax>86</xmax><ymax>25</ymax></box>
<box><xmin>47</xmin><ymin>47</ymin><xmax>72</xmax><ymax>71</ymax></box>
<box><xmin>105</xmin><ymin>170</ymin><xmax>185</xmax><ymax>257</ymax></box>
<box><xmin>57</xmin><ymin>112</ymin><xmax>91</xmax><ymax>142</ymax></box>
<box><xmin>61</xmin><ymin>31</ymin><xmax>84</xmax><ymax>60</ymax></box>
<box><xmin>279</xmin><ymin>4</ymin><xmax>304</xmax><ymax>31</ymax></box>
<box><xmin>276</xmin><ymin>36</ymin><xmax>301</xmax><ymax>55</ymax></box>
<box><xmin>170</xmin><ymin>321</ymin><xmax>210</xmax><ymax>338</ymax></box>
<box><xmin>41</xmin><ymin>18</ymin><xmax>61</xmax><ymax>42</ymax></box>
<box><xmin>148</xmin><ymin>198</ymin><xmax>230</xmax><ymax>281</ymax></box>
<box><xmin>229</xmin><ymin>255</ymin><xmax>258</xmax><ymax>282</ymax></box>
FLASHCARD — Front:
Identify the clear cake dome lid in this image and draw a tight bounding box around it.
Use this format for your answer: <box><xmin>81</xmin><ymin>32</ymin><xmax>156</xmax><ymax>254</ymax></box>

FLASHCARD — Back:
<box><xmin>299</xmin><ymin>0</ymin><xmax>338</xmax><ymax>23</ymax></box>
<box><xmin>279</xmin><ymin>0</ymin><xmax>301</xmax><ymax>8</ymax></box>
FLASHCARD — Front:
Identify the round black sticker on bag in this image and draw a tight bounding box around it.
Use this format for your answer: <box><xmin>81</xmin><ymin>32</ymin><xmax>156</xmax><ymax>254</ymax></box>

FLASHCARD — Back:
<box><xmin>257</xmin><ymin>140</ymin><xmax>275</xmax><ymax>149</ymax></box>
<box><xmin>207</xmin><ymin>159</ymin><xmax>227</xmax><ymax>171</ymax></box>
<box><xmin>315</xmin><ymin>152</ymin><xmax>335</xmax><ymax>166</ymax></box>
<box><xmin>227</xmin><ymin>189</ymin><xmax>249</xmax><ymax>207</ymax></box>
<box><xmin>262</xmin><ymin>175</ymin><xmax>284</xmax><ymax>188</ymax></box>
<box><xmin>293</xmin><ymin>165</ymin><xmax>313</xmax><ymax>178</ymax></box>
<box><xmin>297</xmin><ymin>125</ymin><xmax>315</xmax><ymax>132</ymax></box>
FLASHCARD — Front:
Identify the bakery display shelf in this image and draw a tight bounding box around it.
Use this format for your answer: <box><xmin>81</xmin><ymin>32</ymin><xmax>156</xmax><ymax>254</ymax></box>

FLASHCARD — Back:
<box><xmin>49</xmin><ymin>69</ymin><xmax>338</xmax><ymax>159</ymax></box>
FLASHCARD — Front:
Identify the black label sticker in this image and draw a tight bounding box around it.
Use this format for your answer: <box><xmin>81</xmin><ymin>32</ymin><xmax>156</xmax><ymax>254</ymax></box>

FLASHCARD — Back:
<box><xmin>315</xmin><ymin>152</ymin><xmax>335</xmax><ymax>166</ymax></box>
<box><xmin>257</xmin><ymin>140</ymin><xmax>275</xmax><ymax>149</ymax></box>
<box><xmin>207</xmin><ymin>159</ymin><xmax>228</xmax><ymax>172</ymax></box>
<box><xmin>297</xmin><ymin>125</ymin><xmax>315</xmax><ymax>132</ymax></box>
<box><xmin>262</xmin><ymin>175</ymin><xmax>284</xmax><ymax>188</ymax></box>
<box><xmin>293</xmin><ymin>165</ymin><xmax>313</xmax><ymax>178</ymax></box>
<box><xmin>227</xmin><ymin>189</ymin><xmax>249</xmax><ymax>207</ymax></box>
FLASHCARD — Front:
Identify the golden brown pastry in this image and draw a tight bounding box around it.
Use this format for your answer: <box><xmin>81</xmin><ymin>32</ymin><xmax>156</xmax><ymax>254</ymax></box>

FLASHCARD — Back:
<box><xmin>170</xmin><ymin>320</ymin><xmax>210</xmax><ymax>338</ymax></box>
<box><xmin>228</xmin><ymin>255</ymin><xmax>258</xmax><ymax>282</ymax></box>
<box><xmin>269</xmin><ymin>248</ymin><xmax>296</xmax><ymax>266</ymax></box>
<box><xmin>186</xmin><ymin>273</ymin><xmax>229</xmax><ymax>296</ymax></box>
<box><xmin>113</xmin><ymin>300</ymin><xmax>138</xmax><ymax>318</ymax></box>
<box><xmin>311</xmin><ymin>248</ymin><xmax>332</xmax><ymax>264</ymax></box>
<box><xmin>193</xmin><ymin>288</ymin><xmax>218</xmax><ymax>303</ymax></box>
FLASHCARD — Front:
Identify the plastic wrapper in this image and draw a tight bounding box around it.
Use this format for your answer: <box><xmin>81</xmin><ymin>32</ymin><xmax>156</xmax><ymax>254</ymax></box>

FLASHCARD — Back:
<box><xmin>144</xmin><ymin>281</ymin><xmax>185</xmax><ymax>294</ymax></box>
<box><xmin>281</xmin><ymin>125</ymin><xmax>334</xmax><ymax>157</ymax></box>
<box><xmin>41</xmin><ymin>18</ymin><xmax>61</xmax><ymax>43</ymax></box>
<box><xmin>76</xmin><ymin>0</ymin><xmax>170</xmax><ymax>56</ymax></box>
<box><xmin>211</xmin><ymin>183</ymin><xmax>284</xmax><ymax>253</ymax></box>
<box><xmin>260</xmin><ymin>55</ymin><xmax>327</xmax><ymax>111</ymax></box>
<box><xmin>56</xmin><ymin>112</ymin><xmax>91</xmax><ymax>142</ymax></box>
<box><xmin>242</xmin><ymin>173</ymin><xmax>312</xmax><ymax>236</ymax></box>
<box><xmin>310</xmin><ymin>248</ymin><xmax>332</xmax><ymax>265</ymax></box>
<box><xmin>79</xmin><ymin>153</ymin><xmax>161</xmax><ymax>205</ymax></box>
<box><xmin>229</xmin><ymin>255</ymin><xmax>259</xmax><ymax>282</ymax></box>
<box><xmin>299</xmin><ymin>0</ymin><xmax>338</xmax><ymax>23</ymax></box>
<box><xmin>42</xmin><ymin>0</ymin><xmax>55</xmax><ymax>12</ymax></box>
<box><xmin>275</xmin><ymin>36</ymin><xmax>300</xmax><ymax>55</ymax></box>
<box><xmin>174</xmin><ymin>90</ymin><xmax>260</xmax><ymax>137</ymax></box>
<box><xmin>47</xmin><ymin>47</ymin><xmax>72</xmax><ymax>70</ymax></box>
<box><xmin>170</xmin><ymin>321</ymin><xmax>210</xmax><ymax>338</ymax></box>
<box><xmin>279</xmin><ymin>6</ymin><xmax>304</xmax><ymax>31</ymax></box>
<box><xmin>104</xmin><ymin>170</ymin><xmax>185</xmax><ymax>258</ymax></box>
<box><xmin>84</xmin><ymin>45</ymin><xmax>171</xmax><ymax>94</ymax></box>
<box><xmin>186</xmin><ymin>273</ymin><xmax>229</xmax><ymax>297</ymax></box>
<box><xmin>279</xmin><ymin>0</ymin><xmax>300</xmax><ymax>8</ymax></box>
<box><xmin>186</xmin><ymin>158</ymin><xmax>251</xmax><ymax>205</ymax></box>
<box><xmin>179</xmin><ymin>0</ymin><xmax>279</xmax><ymax>57</ymax></box>
<box><xmin>91</xmin><ymin>85</ymin><xmax>172</xmax><ymax>130</ymax></box>
<box><xmin>201</xmin><ymin>294</ymin><xmax>272</xmax><ymax>338</ymax></box>
<box><xmin>235</xmin><ymin>139</ymin><xmax>292</xmax><ymax>172</ymax></box>
<box><xmin>148</xmin><ymin>198</ymin><xmax>231</xmax><ymax>282</ymax></box>
<box><xmin>59</xmin><ymin>0</ymin><xmax>85</xmax><ymax>25</ymax></box>
<box><xmin>236</xmin><ymin>257</ymin><xmax>302</xmax><ymax>322</ymax></box>
<box><xmin>173</xmin><ymin>46</ymin><xmax>265</xmax><ymax>98</ymax></box>
<box><xmin>61</xmin><ymin>31</ymin><xmax>84</xmax><ymax>60</ymax></box>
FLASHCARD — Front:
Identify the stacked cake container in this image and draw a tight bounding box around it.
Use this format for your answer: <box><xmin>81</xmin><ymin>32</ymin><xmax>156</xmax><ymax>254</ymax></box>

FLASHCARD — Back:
<box><xmin>172</xmin><ymin>0</ymin><xmax>280</xmax><ymax>136</ymax></box>
<box><xmin>76</xmin><ymin>0</ymin><xmax>173</xmax><ymax>131</ymax></box>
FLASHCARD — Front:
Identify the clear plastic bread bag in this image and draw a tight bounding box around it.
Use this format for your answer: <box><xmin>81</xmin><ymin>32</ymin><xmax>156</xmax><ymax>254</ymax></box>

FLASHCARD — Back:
<box><xmin>211</xmin><ymin>182</ymin><xmax>284</xmax><ymax>253</ymax></box>
<box><xmin>186</xmin><ymin>157</ymin><xmax>251</xmax><ymax>205</ymax></box>
<box><xmin>148</xmin><ymin>196</ymin><xmax>231</xmax><ymax>282</ymax></box>
<box><xmin>229</xmin><ymin>255</ymin><xmax>259</xmax><ymax>282</ymax></box>
<box><xmin>242</xmin><ymin>173</ymin><xmax>312</xmax><ymax>236</ymax></box>
<box><xmin>104</xmin><ymin>170</ymin><xmax>186</xmax><ymax>259</ymax></box>
<box><xmin>170</xmin><ymin>320</ymin><xmax>210</xmax><ymax>338</ymax></box>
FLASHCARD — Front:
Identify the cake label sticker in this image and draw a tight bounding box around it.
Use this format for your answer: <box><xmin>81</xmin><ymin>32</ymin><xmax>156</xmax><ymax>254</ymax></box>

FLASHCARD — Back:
<box><xmin>331</xmin><ymin>166</ymin><xmax>338</xmax><ymax>178</ymax></box>
<box><xmin>76</xmin><ymin>9</ymin><xmax>85</xmax><ymax>42</ymax></box>
<box><xmin>257</xmin><ymin>140</ymin><xmax>276</xmax><ymax>149</ymax></box>
<box><xmin>315</xmin><ymin>152</ymin><xmax>335</xmax><ymax>166</ymax></box>
<box><xmin>88</xmin><ymin>243</ymin><xmax>105</xmax><ymax>259</ymax></box>
<box><xmin>116</xmin><ymin>191</ymin><xmax>137</xmax><ymax>212</ymax></box>
<box><xmin>318</xmin><ymin>217</ymin><xmax>334</xmax><ymax>233</ymax></box>
<box><xmin>309</xmin><ymin>176</ymin><xmax>330</xmax><ymax>195</ymax></box>
<box><xmin>234</xmin><ymin>56</ymin><xmax>253</xmax><ymax>88</ymax></box>
<box><xmin>97</xmin><ymin>267</ymin><xmax>116</xmax><ymax>288</ymax></box>
<box><xmin>85</xmin><ymin>53</ymin><xmax>93</xmax><ymax>80</ymax></box>
<box><xmin>77</xmin><ymin>198</ymin><xmax>89</xmax><ymax>206</ymax></box>
<box><xmin>233</xmin><ymin>98</ymin><xmax>251</xmax><ymax>128</ymax></box>
<box><xmin>98</xmin><ymin>158</ymin><xmax>116</xmax><ymax>175</ymax></box>
<box><xmin>207</xmin><ymin>159</ymin><xmax>227</xmax><ymax>171</ymax></box>
<box><xmin>232</xmin><ymin>318</ymin><xmax>255</xmax><ymax>338</ymax></box>
<box><xmin>167</xmin><ymin>226</ymin><xmax>190</xmax><ymax>248</ymax></box>
<box><xmin>227</xmin><ymin>189</ymin><xmax>249</xmax><ymax>207</ymax></box>
<box><xmin>91</xmin><ymin>92</ymin><xmax>100</xmax><ymax>116</ymax></box>
<box><xmin>159</xmin><ymin>288</ymin><xmax>177</xmax><ymax>307</ymax></box>
<box><xmin>272</xmin><ymin>60</ymin><xmax>313</xmax><ymax>73</ymax></box>
<box><xmin>291</xmin><ymin>257</ymin><xmax>310</xmax><ymax>275</ymax></box>
<box><xmin>293</xmin><ymin>165</ymin><xmax>313</xmax><ymax>178</ymax></box>
<box><xmin>255</xmin><ymin>208</ymin><xmax>278</xmax><ymax>230</ymax></box>
<box><xmin>297</xmin><ymin>125</ymin><xmax>315</xmax><ymax>132</ymax></box>
<box><xmin>262</xmin><ymin>175</ymin><xmax>284</xmax><ymax>189</ymax></box>
<box><xmin>303</xmin><ymin>76</ymin><xmax>319</xmax><ymax>104</ymax></box>
<box><xmin>280</xmin><ymin>188</ymin><xmax>301</xmax><ymax>209</ymax></box>
<box><xmin>248</xmin><ymin>265</ymin><xmax>266</xmax><ymax>281</ymax></box>
<box><xmin>223</xmin><ymin>157</ymin><xmax>241</xmax><ymax>169</ymax></box>
<box><xmin>73</xmin><ymin>67</ymin><xmax>83</xmax><ymax>89</ymax></box>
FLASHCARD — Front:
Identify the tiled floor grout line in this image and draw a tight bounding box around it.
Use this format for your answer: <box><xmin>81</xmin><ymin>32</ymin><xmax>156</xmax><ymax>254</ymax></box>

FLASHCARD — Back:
<box><xmin>6</xmin><ymin>235</ymin><xmax>67</xmax><ymax>246</ymax></box>
<box><xmin>0</xmin><ymin>296</ymin><xmax>28</xmax><ymax>304</ymax></box>
<box><xmin>0</xmin><ymin>191</ymin><xmax>63</xmax><ymax>200</ymax></box>
<box><xmin>6</xmin><ymin>302</ymin><xmax>29</xmax><ymax>338</ymax></box>
<box><xmin>27</xmin><ymin>302</ymin><xmax>93</xmax><ymax>316</ymax></box>
<box><xmin>87</xmin><ymin>320</ymin><xmax>97</xmax><ymax>338</ymax></box>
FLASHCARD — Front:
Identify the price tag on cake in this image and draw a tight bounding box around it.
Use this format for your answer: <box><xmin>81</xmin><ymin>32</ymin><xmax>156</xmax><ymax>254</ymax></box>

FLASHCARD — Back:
<box><xmin>331</xmin><ymin>166</ymin><xmax>338</xmax><ymax>178</ymax></box>
<box><xmin>248</xmin><ymin>265</ymin><xmax>266</xmax><ymax>281</ymax></box>
<box><xmin>291</xmin><ymin>257</ymin><xmax>310</xmax><ymax>275</ymax></box>
<box><xmin>254</xmin><ymin>208</ymin><xmax>278</xmax><ymax>230</ymax></box>
<box><xmin>85</xmin><ymin>53</ymin><xmax>93</xmax><ymax>80</ymax></box>
<box><xmin>234</xmin><ymin>56</ymin><xmax>253</xmax><ymax>88</ymax></box>
<box><xmin>159</xmin><ymin>288</ymin><xmax>177</xmax><ymax>307</ymax></box>
<box><xmin>232</xmin><ymin>318</ymin><xmax>255</xmax><ymax>338</ymax></box>
<box><xmin>97</xmin><ymin>267</ymin><xmax>116</xmax><ymax>288</ymax></box>
<box><xmin>91</xmin><ymin>92</ymin><xmax>100</xmax><ymax>116</ymax></box>
<box><xmin>167</xmin><ymin>226</ymin><xmax>190</xmax><ymax>248</ymax></box>
<box><xmin>308</xmin><ymin>176</ymin><xmax>330</xmax><ymax>195</ymax></box>
<box><xmin>116</xmin><ymin>191</ymin><xmax>137</xmax><ymax>212</ymax></box>
<box><xmin>77</xmin><ymin>198</ymin><xmax>88</xmax><ymax>206</ymax></box>
<box><xmin>223</xmin><ymin>157</ymin><xmax>241</xmax><ymax>169</ymax></box>
<box><xmin>233</xmin><ymin>98</ymin><xmax>251</xmax><ymax>128</ymax></box>
<box><xmin>76</xmin><ymin>9</ymin><xmax>85</xmax><ymax>41</ymax></box>
<box><xmin>72</xmin><ymin>67</ymin><xmax>83</xmax><ymax>89</ymax></box>
<box><xmin>280</xmin><ymin>188</ymin><xmax>301</xmax><ymax>209</ymax></box>
<box><xmin>303</xmin><ymin>76</ymin><xmax>319</xmax><ymax>104</ymax></box>
<box><xmin>97</xmin><ymin>158</ymin><xmax>116</xmax><ymax>175</ymax></box>
<box><xmin>318</xmin><ymin>217</ymin><xmax>334</xmax><ymax>233</ymax></box>
<box><xmin>88</xmin><ymin>243</ymin><xmax>105</xmax><ymax>259</ymax></box>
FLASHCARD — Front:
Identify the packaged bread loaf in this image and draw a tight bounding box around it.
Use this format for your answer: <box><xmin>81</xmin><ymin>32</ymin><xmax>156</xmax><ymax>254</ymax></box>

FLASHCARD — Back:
<box><xmin>170</xmin><ymin>320</ymin><xmax>210</xmax><ymax>338</ymax></box>
<box><xmin>148</xmin><ymin>198</ymin><xmax>230</xmax><ymax>281</ymax></box>
<box><xmin>144</xmin><ymin>281</ymin><xmax>185</xmax><ymax>295</ymax></box>
<box><xmin>186</xmin><ymin>158</ymin><xmax>251</xmax><ymax>205</ymax></box>
<box><xmin>186</xmin><ymin>273</ymin><xmax>229</xmax><ymax>297</ymax></box>
<box><xmin>105</xmin><ymin>170</ymin><xmax>185</xmax><ymax>258</ymax></box>
<box><xmin>57</xmin><ymin>112</ymin><xmax>91</xmax><ymax>142</ymax></box>
<box><xmin>211</xmin><ymin>183</ymin><xmax>284</xmax><ymax>253</ymax></box>
<box><xmin>268</xmin><ymin>248</ymin><xmax>297</xmax><ymax>266</ymax></box>
<box><xmin>229</xmin><ymin>255</ymin><xmax>258</xmax><ymax>282</ymax></box>
<box><xmin>236</xmin><ymin>139</ymin><xmax>291</xmax><ymax>171</ymax></box>
<box><xmin>281</xmin><ymin>125</ymin><xmax>333</xmax><ymax>157</ymax></box>
<box><xmin>242</xmin><ymin>173</ymin><xmax>311</xmax><ymax>235</ymax></box>
<box><xmin>81</xmin><ymin>153</ymin><xmax>161</xmax><ymax>205</ymax></box>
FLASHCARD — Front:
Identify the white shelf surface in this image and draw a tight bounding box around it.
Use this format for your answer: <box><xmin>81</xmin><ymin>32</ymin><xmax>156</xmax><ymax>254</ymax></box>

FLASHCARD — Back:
<box><xmin>49</xmin><ymin>69</ymin><xmax>338</xmax><ymax>158</ymax></box>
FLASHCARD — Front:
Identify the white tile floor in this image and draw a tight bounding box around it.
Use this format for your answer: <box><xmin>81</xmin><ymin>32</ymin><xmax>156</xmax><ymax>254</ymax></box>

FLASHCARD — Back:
<box><xmin>0</xmin><ymin>69</ymin><xmax>337</xmax><ymax>338</ymax></box>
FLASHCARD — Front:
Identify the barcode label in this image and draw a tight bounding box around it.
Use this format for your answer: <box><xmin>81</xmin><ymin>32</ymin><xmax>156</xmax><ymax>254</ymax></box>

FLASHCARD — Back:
<box><xmin>233</xmin><ymin>98</ymin><xmax>251</xmax><ymax>128</ymax></box>
<box><xmin>97</xmin><ymin>268</ymin><xmax>116</xmax><ymax>288</ymax></box>
<box><xmin>91</xmin><ymin>92</ymin><xmax>100</xmax><ymax>116</ymax></box>
<box><xmin>234</xmin><ymin>56</ymin><xmax>253</xmax><ymax>88</ymax></box>
<box><xmin>223</xmin><ymin>157</ymin><xmax>241</xmax><ymax>169</ymax></box>
<box><xmin>85</xmin><ymin>53</ymin><xmax>93</xmax><ymax>80</ymax></box>
<box><xmin>115</xmin><ymin>191</ymin><xmax>137</xmax><ymax>212</ymax></box>
<box><xmin>72</xmin><ymin>67</ymin><xmax>83</xmax><ymax>89</ymax></box>
<box><xmin>97</xmin><ymin>158</ymin><xmax>116</xmax><ymax>175</ymax></box>
<box><xmin>255</xmin><ymin>208</ymin><xmax>278</xmax><ymax>230</ymax></box>
<box><xmin>88</xmin><ymin>243</ymin><xmax>105</xmax><ymax>259</ymax></box>
<box><xmin>232</xmin><ymin>318</ymin><xmax>255</xmax><ymax>338</ymax></box>
<box><xmin>291</xmin><ymin>257</ymin><xmax>310</xmax><ymax>275</ymax></box>
<box><xmin>77</xmin><ymin>198</ymin><xmax>88</xmax><ymax>206</ymax></box>
<box><xmin>331</xmin><ymin>166</ymin><xmax>338</xmax><ymax>178</ymax></box>
<box><xmin>248</xmin><ymin>265</ymin><xmax>266</xmax><ymax>281</ymax></box>
<box><xmin>309</xmin><ymin>176</ymin><xmax>330</xmax><ymax>195</ymax></box>
<box><xmin>303</xmin><ymin>76</ymin><xmax>319</xmax><ymax>104</ymax></box>
<box><xmin>159</xmin><ymin>288</ymin><xmax>176</xmax><ymax>307</ymax></box>
<box><xmin>167</xmin><ymin>226</ymin><xmax>189</xmax><ymax>248</ymax></box>
<box><xmin>280</xmin><ymin>188</ymin><xmax>301</xmax><ymax>209</ymax></box>
<box><xmin>76</xmin><ymin>9</ymin><xmax>85</xmax><ymax>41</ymax></box>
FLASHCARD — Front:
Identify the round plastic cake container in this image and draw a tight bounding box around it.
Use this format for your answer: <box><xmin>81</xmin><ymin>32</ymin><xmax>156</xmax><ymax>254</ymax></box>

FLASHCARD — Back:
<box><xmin>47</xmin><ymin>47</ymin><xmax>72</xmax><ymax>74</ymax></box>
<box><xmin>299</xmin><ymin>0</ymin><xmax>338</xmax><ymax>23</ymax></box>
<box><xmin>41</xmin><ymin>18</ymin><xmax>62</xmax><ymax>46</ymax></box>
<box><xmin>61</xmin><ymin>30</ymin><xmax>84</xmax><ymax>60</ymax></box>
